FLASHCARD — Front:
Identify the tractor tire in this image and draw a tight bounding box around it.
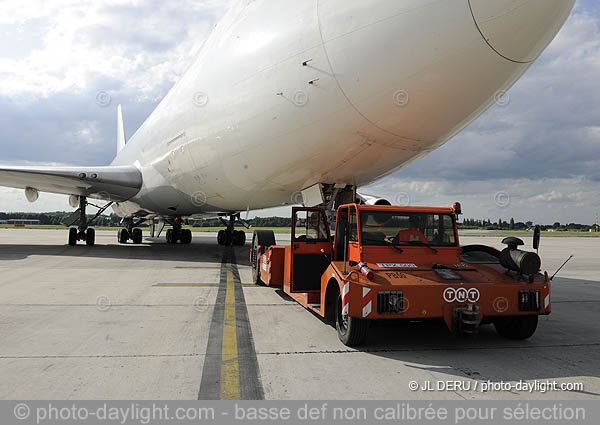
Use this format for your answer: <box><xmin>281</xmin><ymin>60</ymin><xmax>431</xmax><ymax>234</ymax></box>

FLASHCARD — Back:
<box><xmin>335</xmin><ymin>291</ymin><xmax>368</xmax><ymax>346</ymax></box>
<box><xmin>494</xmin><ymin>315</ymin><xmax>538</xmax><ymax>340</ymax></box>
<box><xmin>251</xmin><ymin>230</ymin><xmax>275</xmax><ymax>285</ymax></box>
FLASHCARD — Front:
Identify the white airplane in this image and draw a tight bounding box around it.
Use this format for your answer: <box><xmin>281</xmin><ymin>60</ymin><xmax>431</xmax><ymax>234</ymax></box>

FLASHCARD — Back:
<box><xmin>0</xmin><ymin>0</ymin><xmax>575</xmax><ymax>246</ymax></box>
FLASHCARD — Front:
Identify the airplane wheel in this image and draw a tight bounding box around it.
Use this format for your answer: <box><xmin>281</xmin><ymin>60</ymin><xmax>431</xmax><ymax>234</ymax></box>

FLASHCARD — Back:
<box><xmin>68</xmin><ymin>228</ymin><xmax>78</xmax><ymax>246</ymax></box>
<box><xmin>234</xmin><ymin>230</ymin><xmax>246</xmax><ymax>246</ymax></box>
<box><xmin>118</xmin><ymin>228</ymin><xmax>129</xmax><ymax>244</ymax></box>
<box><xmin>181</xmin><ymin>229</ymin><xmax>192</xmax><ymax>244</ymax></box>
<box><xmin>224</xmin><ymin>231</ymin><xmax>233</xmax><ymax>246</ymax></box>
<box><xmin>85</xmin><ymin>228</ymin><xmax>95</xmax><ymax>246</ymax></box>
<box><xmin>132</xmin><ymin>228</ymin><xmax>143</xmax><ymax>244</ymax></box>
<box><xmin>166</xmin><ymin>229</ymin><xmax>178</xmax><ymax>244</ymax></box>
<box><xmin>217</xmin><ymin>230</ymin><xmax>226</xmax><ymax>245</ymax></box>
<box><xmin>494</xmin><ymin>315</ymin><xmax>538</xmax><ymax>340</ymax></box>
<box><xmin>336</xmin><ymin>292</ymin><xmax>368</xmax><ymax>347</ymax></box>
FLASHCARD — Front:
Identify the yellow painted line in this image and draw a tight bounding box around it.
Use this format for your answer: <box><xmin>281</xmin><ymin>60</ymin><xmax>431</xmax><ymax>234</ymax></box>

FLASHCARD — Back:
<box><xmin>221</xmin><ymin>268</ymin><xmax>240</xmax><ymax>400</ymax></box>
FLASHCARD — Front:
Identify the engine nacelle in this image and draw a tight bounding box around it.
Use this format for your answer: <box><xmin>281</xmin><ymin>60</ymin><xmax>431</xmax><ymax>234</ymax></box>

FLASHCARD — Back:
<box><xmin>69</xmin><ymin>195</ymin><xmax>80</xmax><ymax>209</ymax></box>
<box><xmin>356</xmin><ymin>193</ymin><xmax>391</xmax><ymax>206</ymax></box>
<box><xmin>24</xmin><ymin>187</ymin><xmax>39</xmax><ymax>203</ymax></box>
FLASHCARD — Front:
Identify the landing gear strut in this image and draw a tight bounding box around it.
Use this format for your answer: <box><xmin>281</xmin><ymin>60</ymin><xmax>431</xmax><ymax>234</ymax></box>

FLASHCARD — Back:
<box><xmin>67</xmin><ymin>196</ymin><xmax>113</xmax><ymax>247</ymax></box>
<box><xmin>117</xmin><ymin>217</ymin><xmax>146</xmax><ymax>244</ymax></box>
<box><xmin>217</xmin><ymin>214</ymin><xmax>247</xmax><ymax>246</ymax></box>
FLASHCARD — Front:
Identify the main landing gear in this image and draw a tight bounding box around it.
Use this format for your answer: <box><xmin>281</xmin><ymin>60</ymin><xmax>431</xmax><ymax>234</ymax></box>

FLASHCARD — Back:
<box><xmin>217</xmin><ymin>214</ymin><xmax>247</xmax><ymax>246</ymax></box>
<box><xmin>66</xmin><ymin>196</ymin><xmax>113</xmax><ymax>247</ymax></box>
<box><xmin>165</xmin><ymin>217</ymin><xmax>192</xmax><ymax>245</ymax></box>
<box><xmin>117</xmin><ymin>217</ymin><xmax>148</xmax><ymax>245</ymax></box>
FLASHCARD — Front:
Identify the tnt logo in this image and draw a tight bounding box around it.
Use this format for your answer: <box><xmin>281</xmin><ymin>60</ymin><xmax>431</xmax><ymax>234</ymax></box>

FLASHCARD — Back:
<box><xmin>443</xmin><ymin>287</ymin><xmax>480</xmax><ymax>303</ymax></box>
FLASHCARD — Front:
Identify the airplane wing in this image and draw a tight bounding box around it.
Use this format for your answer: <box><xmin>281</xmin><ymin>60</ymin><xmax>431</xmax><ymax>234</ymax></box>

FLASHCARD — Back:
<box><xmin>0</xmin><ymin>165</ymin><xmax>142</xmax><ymax>202</ymax></box>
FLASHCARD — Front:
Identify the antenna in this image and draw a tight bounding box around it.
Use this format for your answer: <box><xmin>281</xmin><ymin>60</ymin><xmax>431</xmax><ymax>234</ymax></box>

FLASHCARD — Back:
<box><xmin>550</xmin><ymin>255</ymin><xmax>574</xmax><ymax>281</ymax></box>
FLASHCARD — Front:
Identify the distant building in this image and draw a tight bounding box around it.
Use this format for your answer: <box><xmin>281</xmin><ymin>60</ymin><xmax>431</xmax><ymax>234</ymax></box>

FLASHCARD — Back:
<box><xmin>4</xmin><ymin>219</ymin><xmax>40</xmax><ymax>225</ymax></box>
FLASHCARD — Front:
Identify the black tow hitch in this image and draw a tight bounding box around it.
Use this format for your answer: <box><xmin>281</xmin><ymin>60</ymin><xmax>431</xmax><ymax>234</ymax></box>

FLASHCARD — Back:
<box><xmin>453</xmin><ymin>304</ymin><xmax>480</xmax><ymax>336</ymax></box>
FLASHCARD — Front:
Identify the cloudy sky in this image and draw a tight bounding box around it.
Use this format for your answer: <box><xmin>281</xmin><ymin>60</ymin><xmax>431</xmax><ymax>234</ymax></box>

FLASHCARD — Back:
<box><xmin>0</xmin><ymin>0</ymin><xmax>598</xmax><ymax>225</ymax></box>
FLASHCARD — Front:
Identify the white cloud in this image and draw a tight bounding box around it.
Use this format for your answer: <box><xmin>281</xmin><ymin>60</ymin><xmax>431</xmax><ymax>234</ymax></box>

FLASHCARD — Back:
<box><xmin>0</xmin><ymin>187</ymin><xmax>71</xmax><ymax>213</ymax></box>
<box><xmin>364</xmin><ymin>176</ymin><xmax>600</xmax><ymax>224</ymax></box>
<box><xmin>0</xmin><ymin>0</ymin><xmax>232</xmax><ymax>99</ymax></box>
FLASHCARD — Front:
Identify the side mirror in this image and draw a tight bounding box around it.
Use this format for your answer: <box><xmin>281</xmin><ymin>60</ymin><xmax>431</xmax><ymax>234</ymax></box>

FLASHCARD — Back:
<box><xmin>533</xmin><ymin>226</ymin><xmax>541</xmax><ymax>250</ymax></box>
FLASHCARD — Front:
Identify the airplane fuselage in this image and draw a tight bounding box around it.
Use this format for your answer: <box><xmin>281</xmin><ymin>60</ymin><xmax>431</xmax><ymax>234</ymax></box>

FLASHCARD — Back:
<box><xmin>112</xmin><ymin>0</ymin><xmax>575</xmax><ymax>217</ymax></box>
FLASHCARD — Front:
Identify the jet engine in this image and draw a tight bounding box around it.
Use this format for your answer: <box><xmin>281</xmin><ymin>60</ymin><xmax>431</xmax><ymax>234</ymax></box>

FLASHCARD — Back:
<box><xmin>24</xmin><ymin>187</ymin><xmax>39</xmax><ymax>203</ymax></box>
<box><xmin>356</xmin><ymin>193</ymin><xmax>391</xmax><ymax>206</ymax></box>
<box><xmin>69</xmin><ymin>195</ymin><xmax>80</xmax><ymax>208</ymax></box>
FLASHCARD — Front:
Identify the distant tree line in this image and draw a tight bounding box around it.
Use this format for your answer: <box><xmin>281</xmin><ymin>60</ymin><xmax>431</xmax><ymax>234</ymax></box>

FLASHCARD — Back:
<box><xmin>192</xmin><ymin>216</ymin><xmax>293</xmax><ymax>227</ymax></box>
<box><xmin>459</xmin><ymin>218</ymin><xmax>594</xmax><ymax>232</ymax></box>
<box><xmin>2</xmin><ymin>212</ymin><xmax>595</xmax><ymax>231</ymax></box>
<box><xmin>0</xmin><ymin>212</ymin><xmax>121</xmax><ymax>227</ymax></box>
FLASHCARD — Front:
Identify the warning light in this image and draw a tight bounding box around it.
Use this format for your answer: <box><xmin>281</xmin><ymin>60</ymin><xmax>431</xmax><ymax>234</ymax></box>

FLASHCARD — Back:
<box><xmin>453</xmin><ymin>202</ymin><xmax>462</xmax><ymax>215</ymax></box>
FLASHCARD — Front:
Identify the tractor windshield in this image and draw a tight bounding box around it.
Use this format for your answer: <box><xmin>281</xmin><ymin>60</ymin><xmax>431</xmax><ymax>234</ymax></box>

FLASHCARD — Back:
<box><xmin>360</xmin><ymin>211</ymin><xmax>457</xmax><ymax>247</ymax></box>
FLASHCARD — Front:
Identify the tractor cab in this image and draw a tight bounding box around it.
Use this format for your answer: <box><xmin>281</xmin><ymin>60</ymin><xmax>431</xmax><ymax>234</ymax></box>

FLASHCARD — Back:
<box><xmin>333</xmin><ymin>204</ymin><xmax>462</xmax><ymax>269</ymax></box>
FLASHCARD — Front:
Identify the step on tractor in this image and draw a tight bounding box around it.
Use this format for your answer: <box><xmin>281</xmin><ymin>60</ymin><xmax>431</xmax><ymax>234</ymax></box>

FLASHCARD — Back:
<box><xmin>250</xmin><ymin>203</ymin><xmax>549</xmax><ymax>346</ymax></box>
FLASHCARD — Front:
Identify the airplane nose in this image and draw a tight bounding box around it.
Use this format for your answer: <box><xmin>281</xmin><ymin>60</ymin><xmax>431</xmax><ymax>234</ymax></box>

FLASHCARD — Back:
<box><xmin>469</xmin><ymin>0</ymin><xmax>576</xmax><ymax>63</ymax></box>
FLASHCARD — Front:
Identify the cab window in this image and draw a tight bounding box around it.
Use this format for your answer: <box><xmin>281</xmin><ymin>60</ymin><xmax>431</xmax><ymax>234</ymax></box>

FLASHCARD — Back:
<box><xmin>294</xmin><ymin>210</ymin><xmax>329</xmax><ymax>242</ymax></box>
<box><xmin>360</xmin><ymin>211</ymin><xmax>457</xmax><ymax>246</ymax></box>
<box><xmin>349</xmin><ymin>207</ymin><xmax>358</xmax><ymax>242</ymax></box>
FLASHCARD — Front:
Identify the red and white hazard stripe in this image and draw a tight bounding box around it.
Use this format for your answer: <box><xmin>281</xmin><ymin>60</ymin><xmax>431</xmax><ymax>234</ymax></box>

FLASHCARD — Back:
<box><xmin>341</xmin><ymin>282</ymin><xmax>350</xmax><ymax>316</ymax></box>
<box><xmin>362</xmin><ymin>287</ymin><xmax>373</xmax><ymax>318</ymax></box>
<box><xmin>267</xmin><ymin>250</ymin><xmax>272</xmax><ymax>282</ymax></box>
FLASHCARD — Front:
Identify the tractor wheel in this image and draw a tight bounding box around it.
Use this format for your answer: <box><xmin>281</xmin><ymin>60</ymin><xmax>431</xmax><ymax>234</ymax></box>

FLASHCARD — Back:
<box><xmin>251</xmin><ymin>233</ymin><xmax>264</xmax><ymax>285</ymax></box>
<box><xmin>494</xmin><ymin>315</ymin><xmax>538</xmax><ymax>340</ymax></box>
<box><xmin>335</xmin><ymin>291</ymin><xmax>368</xmax><ymax>346</ymax></box>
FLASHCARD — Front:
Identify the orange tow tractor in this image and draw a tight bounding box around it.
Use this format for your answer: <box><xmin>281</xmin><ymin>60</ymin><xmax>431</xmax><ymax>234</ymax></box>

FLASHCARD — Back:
<box><xmin>250</xmin><ymin>203</ymin><xmax>549</xmax><ymax>346</ymax></box>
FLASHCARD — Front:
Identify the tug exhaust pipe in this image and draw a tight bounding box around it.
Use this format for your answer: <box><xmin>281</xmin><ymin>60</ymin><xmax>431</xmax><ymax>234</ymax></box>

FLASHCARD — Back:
<box><xmin>499</xmin><ymin>237</ymin><xmax>541</xmax><ymax>276</ymax></box>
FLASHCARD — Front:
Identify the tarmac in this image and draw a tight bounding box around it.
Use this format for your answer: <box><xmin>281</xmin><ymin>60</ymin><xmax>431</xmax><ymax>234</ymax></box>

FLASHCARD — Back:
<box><xmin>0</xmin><ymin>229</ymin><xmax>598</xmax><ymax>400</ymax></box>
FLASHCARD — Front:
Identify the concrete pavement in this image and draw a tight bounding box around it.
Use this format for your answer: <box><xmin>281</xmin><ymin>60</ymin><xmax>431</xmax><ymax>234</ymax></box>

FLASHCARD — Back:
<box><xmin>0</xmin><ymin>229</ymin><xmax>598</xmax><ymax>400</ymax></box>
